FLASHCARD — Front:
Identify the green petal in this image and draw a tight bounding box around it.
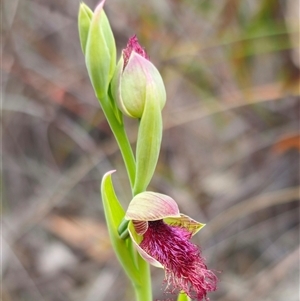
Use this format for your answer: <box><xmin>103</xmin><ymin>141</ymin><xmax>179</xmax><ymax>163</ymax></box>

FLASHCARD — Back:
<box><xmin>132</xmin><ymin>220</ymin><xmax>148</xmax><ymax>235</ymax></box>
<box><xmin>164</xmin><ymin>214</ymin><xmax>206</xmax><ymax>236</ymax></box>
<box><xmin>125</xmin><ymin>191</ymin><xmax>180</xmax><ymax>221</ymax></box>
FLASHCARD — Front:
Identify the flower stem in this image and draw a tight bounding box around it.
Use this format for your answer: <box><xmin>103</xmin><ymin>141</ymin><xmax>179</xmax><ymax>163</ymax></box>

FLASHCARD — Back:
<box><xmin>177</xmin><ymin>292</ymin><xmax>192</xmax><ymax>301</ymax></box>
<box><xmin>134</xmin><ymin>255</ymin><xmax>152</xmax><ymax>301</ymax></box>
<box><xmin>99</xmin><ymin>95</ymin><xmax>152</xmax><ymax>300</ymax></box>
<box><xmin>99</xmin><ymin>95</ymin><xmax>136</xmax><ymax>189</ymax></box>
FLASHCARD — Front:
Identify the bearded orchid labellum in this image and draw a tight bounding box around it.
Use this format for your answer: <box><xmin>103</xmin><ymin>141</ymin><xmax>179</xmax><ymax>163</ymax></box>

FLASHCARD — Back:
<box><xmin>125</xmin><ymin>192</ymin><xmax>218</xmax><ymax>301</ymax></box>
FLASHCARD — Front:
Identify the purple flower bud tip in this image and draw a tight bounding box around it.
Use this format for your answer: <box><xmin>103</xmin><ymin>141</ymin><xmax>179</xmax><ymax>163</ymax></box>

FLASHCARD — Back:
<box><xmin>123</xmin><ymin>35</ymin><xmax>150</xmax><ymax>68</ymax></box>
<box><xmin>140</xmin><ymin>220</ymin><xmax>218</xmax><ymax>301</ymax></box>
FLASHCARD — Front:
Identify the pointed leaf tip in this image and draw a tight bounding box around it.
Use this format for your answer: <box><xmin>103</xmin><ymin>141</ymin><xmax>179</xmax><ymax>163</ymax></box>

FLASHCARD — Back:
<box><xmin>94</xmin><ymin>0</ymin><xmax>106</xmax><ymax>14</ymax></box>
<box><xmin>100</xmin><ymin>169</ymin><xmax>140</xmax><ymax>285</ymax></box>
<box><xmin>103</xmin><ymin>169</ymin><xmax>116</xmax><ymax>177</ymax></box>
<box><xmin>78</xmin><ymin>2</ymin><xmax>93</xmax><ymax>54</ymax></box>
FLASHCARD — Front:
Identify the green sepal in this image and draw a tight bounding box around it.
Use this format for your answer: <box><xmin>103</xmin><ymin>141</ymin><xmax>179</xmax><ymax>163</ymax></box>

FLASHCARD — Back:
<box><xmin>78</xmin><ymin>2</ymin><xmax>93</xmax><ymax>55</ymax></box>
<box><xmin>133</xmin><ymin>95</ymin><xmax>162</xmax><ymax>194</ymax></box>
<box><xmin>101</xmin><ymin>170</ymin><xmax>140</xmax><ymax>284</ymax></box>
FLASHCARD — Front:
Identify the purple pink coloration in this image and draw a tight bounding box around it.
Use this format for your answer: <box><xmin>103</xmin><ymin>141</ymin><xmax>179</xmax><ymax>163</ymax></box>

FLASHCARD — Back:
<box><xmin>140</xmin><ymin>220</ymin><xmax>217</xmax><ymax>301</ymax></box>
<box><xmin>123</xmin><ymin>35</ymin><xmax>149</xmax><ymax>68</ymax></box>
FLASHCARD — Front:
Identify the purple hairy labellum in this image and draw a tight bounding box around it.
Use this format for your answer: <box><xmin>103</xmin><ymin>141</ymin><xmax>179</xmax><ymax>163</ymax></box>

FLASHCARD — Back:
<box><xmin>125</xmin><ymin>192</ymin><xmax>218</xmax><ymax>300</ymax></box>
<box><xmin>140</xmin><ymin>220</ymin><xmax>217</xmax><ymax>301</ymax></box>
<box><xmin>123</xmin><ymin>35</ymin><xmax>150</xmax><ymax>68</ymax></box>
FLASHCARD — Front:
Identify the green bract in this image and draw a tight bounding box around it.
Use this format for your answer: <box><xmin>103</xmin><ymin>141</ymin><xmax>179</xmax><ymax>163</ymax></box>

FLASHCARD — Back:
<box><xmin>79</xmin><ymin>0</ymin><xmax>116</xmax><ymax>99</ymax></box>
<box><xmin>111</xmin><ymin>50</ymin><xmax>166</xmax><ymax>194</ymax></box>
<box><xmin>134</xmin><ymin>97</ymin><xmax>163</xmax><ymax>194</ymax></box>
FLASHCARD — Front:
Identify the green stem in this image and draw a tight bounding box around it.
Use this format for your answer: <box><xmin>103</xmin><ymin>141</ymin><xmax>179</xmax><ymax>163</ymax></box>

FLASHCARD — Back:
<box><xmin>99</xmin><ymin>95</ymin><xmax>152</xmax><ymax>301</ymax></box>
<box><xmin>134</xmin><ymin>255</ymin><xmax>152</xmax><ymax>301</ymax></box>
<box><xmin>177</xmin><ymin>292</ymin><xmax>192</xmax><ymax>301</ymax></box>
<box><xmin>99</xmin><ymin>96</ymin><xmax>136</xmax><ymax>189</ymax></box>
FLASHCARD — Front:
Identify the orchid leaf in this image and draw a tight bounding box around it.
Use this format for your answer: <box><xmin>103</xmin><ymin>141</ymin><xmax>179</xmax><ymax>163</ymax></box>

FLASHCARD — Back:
<box><xmin>101</xmin><ymin>170</ymin><xmax>140</xmax><ymax>284</ymax></box>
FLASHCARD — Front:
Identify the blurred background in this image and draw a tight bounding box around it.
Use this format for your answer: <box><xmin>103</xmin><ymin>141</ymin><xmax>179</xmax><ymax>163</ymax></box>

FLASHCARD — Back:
<box><xmin>2</xmin><ymin>0</ymin><xmax>299</xmax><ymax>300</ymax></box>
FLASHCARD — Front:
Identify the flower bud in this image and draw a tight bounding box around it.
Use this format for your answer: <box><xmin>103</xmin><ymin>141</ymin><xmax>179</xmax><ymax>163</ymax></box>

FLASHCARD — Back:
<box><xmin>111</xmin><ymin>36</ymin><xmax>167</xmax><ymax>193</ymax></box>
<box><xmin>78</xmin><ymin>3</ymin><xmax>93</xmax><ymax>55</ymax></box>
<box><xmin>80</xmin><ymin>0</ymin><xmax>116</xmax><ymax>99</ymax></box>
<box><xmin>111</xmin><ymin>35</ymin><xmax>166</xmax><ymax>119</ymax></box>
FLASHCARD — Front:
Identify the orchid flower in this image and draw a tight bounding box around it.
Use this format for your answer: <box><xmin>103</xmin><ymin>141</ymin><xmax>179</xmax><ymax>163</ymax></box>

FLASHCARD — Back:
<box><xmin>125</xmin><ymin>192</ymin><xmax>218</xmax><ymax>301</ymax></box>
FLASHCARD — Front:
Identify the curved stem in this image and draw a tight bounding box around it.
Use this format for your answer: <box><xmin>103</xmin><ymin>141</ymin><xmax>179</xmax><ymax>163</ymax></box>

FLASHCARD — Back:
<box><xmin>177</xmin><ymin>292</ymin><xmax>192</xmax><ymax>301</ymax></box>
<box><xmin>98</xmin><ymin>95</ymin><xmax>152</xmax><ymax>301</ymax></box>
<box><xmin>99</xmin><ymin>96</ymin><xmax>136</xmax><ymax>189</ymax></box>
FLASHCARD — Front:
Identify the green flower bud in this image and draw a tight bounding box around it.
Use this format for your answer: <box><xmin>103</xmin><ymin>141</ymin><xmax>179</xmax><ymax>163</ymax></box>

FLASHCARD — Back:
<box><xmin>80</xmin><ymin>0</ymin><xmax>116</xmax><ymax>99</ymax></box>
<box><xmin>111</xmin><ymin>36</ymin><xmax>166</xmax><ymax>193</ymax></box>
<box><xmin>111</xmin><ymin>35</ymin><xmax>166</xmax><ymax>119</ymax></box>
